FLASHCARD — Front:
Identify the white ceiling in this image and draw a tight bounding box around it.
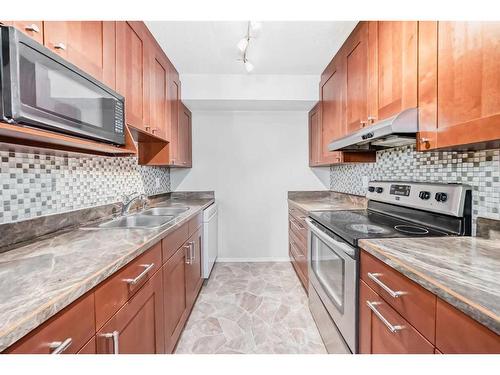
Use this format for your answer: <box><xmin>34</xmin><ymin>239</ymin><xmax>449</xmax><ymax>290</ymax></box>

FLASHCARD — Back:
<box><xmin>146</xmin><ymin>21</ymin><xmax>358</xmax><ymax>75</ymax></box>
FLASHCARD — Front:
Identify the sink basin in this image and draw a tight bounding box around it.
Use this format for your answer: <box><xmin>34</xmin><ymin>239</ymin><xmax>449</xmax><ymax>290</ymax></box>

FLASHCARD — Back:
<box><xmin>141</xmin><ymin>207</ymin><xmax>189</xmax><ymax>216</ymax></box>
<box><xmin>97</xmin><ymin>214</ymin><xmax>175</xmax><ymax>229</ymax></box>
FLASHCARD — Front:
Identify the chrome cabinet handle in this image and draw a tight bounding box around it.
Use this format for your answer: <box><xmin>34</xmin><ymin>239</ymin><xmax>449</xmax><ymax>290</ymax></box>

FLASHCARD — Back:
<box><xmin>189</xmin><ymin>241</ymin><xmax>195</xmax><ymax>262</ymax></box>
<box><xmin>145</xmin><ymin>126</ymin><xmax>151</xmax><ymax>131</ymax></box>
<box><xmin>360</xmin><ymin>120</ymin><xmax>368</xmax><ymax>127</ymax></box>
<box><xmin>123</xmin><ymin>263</ymin><xmax>155</xmax><ymax>285</ymax></box>
<box><xmin>49</xmin><ymin>337</ymin><xmax>72</xmax><ymax>354</ymax></box>
<box><xmin>100</xmin><ymin>331</ymin><xmax>120</xmax><ymax>354</ymax></box>
<box><xmin>367</xmin><ymin>116</ymin><xmax>377</xmax><ymax>123</ymax></box>
<box><xmin>366</xmin><ymin>301</ymin><xmax>405</xmax><ymax>333</ymax></box>
<box><xmin>367</xmin><ymin>272</ymin><xmax>407</xmax><ymax>298</ymax></box>
<box><xmin>25</xmin><ymin>24</ymin><xmax>40</xmax><ymax>33</ymax></box>
<box><xmin>54</xmin><ymin>42</ymin><xmax>66</xmax><ymax>50</ymax></box>
<box><xmin>184</xmin><ymin>245</ymin><xmax>192</xmax><ymax>264</ymax></box>
<box><xmin>290</xmin><ymin>218</ymin><xmax>305</xmax><ymax>231</ymax></box>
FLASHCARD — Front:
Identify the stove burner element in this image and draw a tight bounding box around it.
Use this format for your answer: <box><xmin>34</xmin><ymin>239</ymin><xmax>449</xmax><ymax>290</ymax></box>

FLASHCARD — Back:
<box><xmin>349</xmin><ymin>224</ymin><xmax>389</xmax><ymax>234</ymax></box>
<box><xmin>394</xmin><ymin>225</ymin><xmax>429</xmax><ymax>235</ymax></box>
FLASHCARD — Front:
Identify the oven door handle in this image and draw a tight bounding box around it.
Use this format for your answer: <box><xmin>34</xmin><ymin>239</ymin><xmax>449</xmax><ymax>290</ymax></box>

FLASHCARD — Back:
<box><xmin>305</xmin><ymin>218</ymin><xmax>356</xmax><ymax>258</ymax></box>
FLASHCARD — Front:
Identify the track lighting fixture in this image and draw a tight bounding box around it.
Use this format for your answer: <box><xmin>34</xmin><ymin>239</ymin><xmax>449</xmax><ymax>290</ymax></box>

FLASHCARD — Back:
<box><xmin>236</xmin><ymin>21</ymin><xmax>261</xmax><ymax>73</ymax></box>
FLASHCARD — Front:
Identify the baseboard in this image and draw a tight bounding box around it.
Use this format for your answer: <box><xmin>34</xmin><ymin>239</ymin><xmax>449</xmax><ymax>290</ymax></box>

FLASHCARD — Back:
<box><xmin>216</xmin><ymin>257</ymin><xmax>290</xmax><ymax>263</ymax></box>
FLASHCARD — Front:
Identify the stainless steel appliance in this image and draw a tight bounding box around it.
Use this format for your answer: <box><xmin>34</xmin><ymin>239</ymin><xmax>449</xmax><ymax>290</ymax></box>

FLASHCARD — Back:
<box><xmin>328</xmin><ymin>108</ymin><xmax>417</xmax><ymax>152</ymax></box>
<box><xmin>0</xmin><ymin>26</ymin><xmax>125</xmax><ymax>145</ymax></box>
<box><xmin>306</xmin><ymin>181</ymin><xmax>472</xmax><ymax>353</ymax></box>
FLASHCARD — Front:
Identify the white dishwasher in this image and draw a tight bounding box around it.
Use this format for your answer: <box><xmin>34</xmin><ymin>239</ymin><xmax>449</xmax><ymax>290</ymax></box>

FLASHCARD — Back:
<box><xmin>202</xmin><ymin>203</ymin><xmax>218</xmax><ymax>279</ymax></box>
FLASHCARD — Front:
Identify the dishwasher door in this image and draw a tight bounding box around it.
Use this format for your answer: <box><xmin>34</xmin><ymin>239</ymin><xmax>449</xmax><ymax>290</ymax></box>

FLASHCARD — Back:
<box><xmin>202</xmin><ymin>203</ymin><xmax>218</xmax><ymax>279</ymax></box>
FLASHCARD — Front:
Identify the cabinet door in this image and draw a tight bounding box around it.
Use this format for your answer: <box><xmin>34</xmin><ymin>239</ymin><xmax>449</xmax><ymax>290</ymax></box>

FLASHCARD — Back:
<box><xmin>185</xmin><ymin>227</ymin><xmax>203</xmax><ymax>309</ymax></box>
<box><xmin>167</xmin><ymin>63</ymin><xmax>181</xmax><ymax>164</ymax></box>
<box><xmin>178</xmin><ymin>103</ymin><xmax>192</xmax><ymax>167</ymax></box>
<box><xmin>308</xmin><ymin>103</ymin><xmax>321</xmax><ymax>166</ymax></box>
<box><xmin>77</xmin><ymin>336</ymin><xmax>96</xmax><ymax>354</ymax></box>
<box><xmin>345</xmin><ymin>22</ymin><xmax>370</xmax><ymax>134</ymax></box>
<box><xmin>43</xmin><ymin>22</ymin><xmax>116</xmax><ymax>89</ymax></box>
<box><xmin>163</xmin><ymin>244</ymin><xmax>189</xmax><ymax>353</ymax></box>
<box><xmin>96</xmin><ymin>270</ymin><xmax>164</xmax><ymax>354</ymax></box>
<box><xmin>148</xmin><ymin>42</ymin><xmax>169</xmax><ymax>140</ymax></box>
<box><xmin>419</xmin><ymin>21</ymin><xmax>500</xmax><ymax>150</ymax></box>
<box><xmin>320</xmin><ymin>56</ymin><xmax>345</xmax><ymax>164</ymax></box>
<box><xmin>1</xmin><ymin>21</ymin><xmax>44</xmax><ymax>44</ymax></box>
<box><xmin>359</xmin><ymin>280</ymin><xmax>434</xmax><ymax>354</ymax></box>
<box><xmin>116</xmin><ymin>21</ymin><xmax>149</xmax><ymax>132</ymax></box>
<box><xmin>369</xmin><ymin>21</ymin><xmax>417</xmax><ymax>122</ymax></box>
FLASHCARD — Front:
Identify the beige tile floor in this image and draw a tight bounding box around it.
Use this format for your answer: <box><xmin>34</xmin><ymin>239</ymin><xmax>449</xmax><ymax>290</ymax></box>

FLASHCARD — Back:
<box><xmin>175</xmin><ymin>262</ymin><xmax>327</xmax><ymax>354</ymax></box>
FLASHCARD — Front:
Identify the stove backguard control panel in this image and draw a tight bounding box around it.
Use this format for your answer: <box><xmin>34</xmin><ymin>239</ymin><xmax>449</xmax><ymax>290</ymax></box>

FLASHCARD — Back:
<box><xmin>366</xmin><ymin>181</ymin><xmax>472</xmax><ymax>217</ymax></box>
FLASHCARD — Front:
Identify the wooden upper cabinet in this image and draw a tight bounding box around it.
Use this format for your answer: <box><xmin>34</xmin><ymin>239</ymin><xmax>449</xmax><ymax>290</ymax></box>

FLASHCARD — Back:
<box><xmin>43</xmin><ymin>22</ymin><xmax>116</xmax><ymax>89</ymax></box>
<box><xmin>345</xmin><ymin>22</ymin><xmax>370</xmax><ymax>134</ymax></box>
<box><xmin>116</xmin><ymin>21</ymin><xmax>149</xmax><ymax>132</ymax></box>
<box><xmin>178</xmin><ymin>102</ymin><xmax>192</xmax><ymax>167</ymax></box>
<box><xmin>320</xmin><ymin>55</ymin><xmax>345</xmax><ymax>164</ymax></box>
<box><xmin>96</xmin><ymin>270</ymin><xmax>164</xmax><ymax>354</ymax></box>
<box><xmin>308</xmin><ymin>103</ymin><xmax>321</xmax><ymax>166</ymax></box>
<box><xmin>368</xmin><ymin>21</ymin><xmax>418</xmax><ymax>123</ymax></box>
<box><xmin>1</xmin><ymin>21</ymin><xmax>44</xmax><ymax>44</ymax></box>
<box><xmin>419</xmin><ymin>21</ymin><xmax>500</xmax><ymax>150</ymax></box>
<box><xmin>167</xmin><ymin>62</ymin><xmax>182</xmax><ymax>165</ymax></box>
<box><xmin>147</xmin><ymin>38</ymin><xmax>169</xmax><ymax>141</ymax></box>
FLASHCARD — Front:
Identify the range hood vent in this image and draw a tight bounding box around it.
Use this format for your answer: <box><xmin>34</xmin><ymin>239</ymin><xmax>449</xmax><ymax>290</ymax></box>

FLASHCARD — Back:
<box><xmin>328</xmin><ymin>108</ymin><xmax>418</xmax><ymax>152</ymax></box>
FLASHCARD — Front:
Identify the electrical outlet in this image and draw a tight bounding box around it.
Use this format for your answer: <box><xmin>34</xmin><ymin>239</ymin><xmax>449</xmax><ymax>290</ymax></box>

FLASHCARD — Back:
<box><xmin>155</xmin><ymin>177</ymin><xmax>160</xmax><ymax>189</ymax></box>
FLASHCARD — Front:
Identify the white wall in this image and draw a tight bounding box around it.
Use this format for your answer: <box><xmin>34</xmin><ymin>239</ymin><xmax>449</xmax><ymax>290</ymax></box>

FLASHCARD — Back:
<box><xmin>171</xmin><ymin>111</ymin><xmax>330</xmax><ymax>261</ymax></box>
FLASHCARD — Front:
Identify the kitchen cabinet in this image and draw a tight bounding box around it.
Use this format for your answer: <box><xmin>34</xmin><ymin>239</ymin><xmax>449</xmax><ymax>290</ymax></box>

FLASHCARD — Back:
<box><xmin>308</xmin><ymin>103</ymin><xmax>322</xmax><ymax>166</ymax></box>
<box><xmin>418</xmin><ymin>21</ymin><xmax>500</xmax><ymax>151</ymax></box>
<box><xmin>359</xmin><ymin>280</ymin><xmax>434</xmax><ymax>354</ymax></box>
<box><xmin>43</xmin><ymin>22</ymin><xmax>116</xmax><ymax>89</ymax></box>
<box><xmin>185</xmin><ymin>227</ymin><xmax>203</xmax><ymax>309</ymax></box>
<box><xmin>176</xmin><ymin>102</ymin><xmax>193</xmax><ymax>167</ymax></box>
<box><xmin>147</xmin><ymin>37</ymin><xmax>169</xmax><ymax>140</ymax></box>
<box><xmin>6</xmin><ymin>293</ymin><xmax>95</xmax><ymax>354</ymax></box>
<box><xmin>368</xmin><ymin>21</ymin><xmax>418</xmax><ymax>123</ymax></box>
<box><xmin>77</xmin><ymin>336</ymin><xmax>97</xmax><ymax>354</ymax></box>
<box><xmin>163</xmin><ymin>245</ymin><xmax>189</xmax><ymax>353</ymax></box>
<box><xmin>345</xmin><ymin>22</ymin><xmax>370</xmax><ymax>134</ymax></box>
<box><xmin>0</xmin><ymin>21</ymin><xmax>44</xmax><ymax>44</ymax></box>
<box><xmin>359</xmin><ymin>249</ymin><xmax>500</xmax><ymax>354</ymax></box>
<box><xmin>96</xmin><ymin>270</ymin><xmax>164</xmax><ymax>354</ymax></box>
<box><xmin>166</xmin><ymin>64</ymin><xmax>183</xmax><ymax>166</ymax></box>
<box><xmin>288</xmin><ymin>205</ymin><xmax>308</xmax><ymax>291</ymax></box>
<box><xmin>116</xmin><ymin>21</ymin><xmax>149</xmax><ymax>133</ymax></box>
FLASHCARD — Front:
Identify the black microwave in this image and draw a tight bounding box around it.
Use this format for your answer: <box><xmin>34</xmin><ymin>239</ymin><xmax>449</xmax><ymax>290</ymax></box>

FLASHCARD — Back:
<box><xmin>0</xmin><ymin>26</ymin><xmax>125</xmax><ymax>145</ymax></box>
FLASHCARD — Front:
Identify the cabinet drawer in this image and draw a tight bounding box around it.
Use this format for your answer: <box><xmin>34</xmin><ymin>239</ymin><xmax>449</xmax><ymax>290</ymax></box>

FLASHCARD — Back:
<box><xmin>289</xmin><ymin>236</ymin><xmax>308</xmax><ymax>283</ymax></box>
<box><xmin>94</xmin><ymin>242</ymin><xmax>162</xmax><ymax>329</ymax></box>
<box><xmin>435</xmin><ymin>299</ymin><xmax>500</xmax><ymax>354</ymax></box>
<box><xmin>289</xmin><ymin>247</ymin><xmax>308</xmax><ymax>291</ymax></box>
<box><xmin>162</xmin><ymin>221</ymin><xmax>189</xmax><ymax>262</ymax></box>
<box><xmin>289</xmin><ymin>226</ymin><xmax>306</xmax><ymax>257</ymax></box>
<box><xmin>188</xmin><ymin>212</ymin><xmax>203</xmax><ymax>235</ymax></box>
<box><xmin>6</xmin><ymin>293</ymin><xmax>95</xmax><ymax>354</ymax></box>
<box><xmin>360</xmin><ymin>250</ymin><xmax>436</xmax><ymax>343</ymax></box>
<box><xmin>289</xmin><ymin>206</ymin><xmax>307</xmax><ymax>224</ymax></box>
<box><xmin>289</xmin><ymin>214</ymin><xmax>307</xmax><ymax>243</ymax></box>
<box><xmin>359</xmin><ymin>281</ymin><xmax>434</xmax><ymax>354</ymax></box>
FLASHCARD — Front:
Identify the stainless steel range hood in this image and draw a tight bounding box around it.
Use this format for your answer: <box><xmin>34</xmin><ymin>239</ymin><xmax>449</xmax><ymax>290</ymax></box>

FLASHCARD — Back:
<box><xmin>328</xmin><ymin>108</ymin><xmax>418</xmax><ymax>152</ymax></box>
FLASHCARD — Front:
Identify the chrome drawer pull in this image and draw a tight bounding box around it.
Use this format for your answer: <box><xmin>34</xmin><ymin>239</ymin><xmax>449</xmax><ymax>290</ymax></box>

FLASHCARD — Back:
<box><xmin>189</xmin><ymin>241</ymin><xmax>195</xmax><ymax>262</ymax></box>
<box><xmin>53</xmin><ymin>42</ymin><xmax>66</xmax><ymax>50</ymax></box>
<box><xmin>184</xmin><ymin>244</ymin><xmax>192</xmax><ymax>264</ymax></box>
<box><xmin>25</xmin><ymin>24</ymin><xmax>40</xmax><ymax>33</ymax></box>
<box><xmin>290</xmin><ymin>218</ymin><xmax>305</xmax><ymax>231</ymax></box>
<box><xmin>367</xmin><ymin>272</ymin><xmax>407</xmax><ymax>298</ymax></box>
<box><xmin>123</xmin><ymin>263</ymin><xmax>155</xmax><ymax>285</ymax></box>
<box><xmin>49</xmin><ymin>337</ymin><xmax>72</xmax><ymax>354</ymax></box>
<box><xmin>100</xmin><ymin>331</ymin><xmax>120</xmax><ymax>354</ymax></box>
<box><xmin>366</xmin><ymin>301</ymin><xmax>405</xmax><ymax>333</ymax></box>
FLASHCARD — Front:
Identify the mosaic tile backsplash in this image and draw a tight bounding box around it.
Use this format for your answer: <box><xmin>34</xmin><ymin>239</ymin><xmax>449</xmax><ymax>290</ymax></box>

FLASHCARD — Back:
<box><xmin>330</xmin><ymin>145</ymin><xmax>500</xmax><ymax>225</ymax></box>
<box><xmin>0</xmin><ymin>149</ymin><xmax>170</xmax><ymax>224</ymax></box>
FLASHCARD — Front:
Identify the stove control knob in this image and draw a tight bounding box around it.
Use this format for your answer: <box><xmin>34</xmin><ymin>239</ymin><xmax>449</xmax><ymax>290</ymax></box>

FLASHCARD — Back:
<box><xmin>435</xmin><ymin>192</ymin><xmax>448</xmax><ymax>202</ymax></box>
<box><xmin>376</xmin><ymin>187</ymin><xmax>384</xmax><ymax>194</ymax></box>
<box><xmin>368</xmin><ymin>186</ymin><xmax>375</xmax><ymax>193</ymax></box>
<box><xmin>419</xmin><ymin>191</ymin><xmax>431</xmax><ymax>200</ymax></box>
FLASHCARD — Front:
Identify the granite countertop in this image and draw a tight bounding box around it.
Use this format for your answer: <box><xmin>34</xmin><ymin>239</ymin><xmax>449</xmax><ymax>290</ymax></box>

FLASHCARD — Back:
<box><xmin>288</xmin><ymin>191</ymin><xmax>367</xmax><ymax>212</ymax></box>
<box><xmin>0</xmin><ymin>194</ymin><xmax>215</xmax><ymax>352</ymax></box>
<box><xmin>359</xmin><ymin>236</ymin><xmax>500</xmax><ymax>334</ymax></box>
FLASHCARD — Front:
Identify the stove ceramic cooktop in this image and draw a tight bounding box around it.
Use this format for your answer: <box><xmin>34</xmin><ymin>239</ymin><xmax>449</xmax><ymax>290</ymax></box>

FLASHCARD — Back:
<box><xmin>309</xmin><ymin>209</ymin><xmax>450</xmax><ymax>246</ymax></box>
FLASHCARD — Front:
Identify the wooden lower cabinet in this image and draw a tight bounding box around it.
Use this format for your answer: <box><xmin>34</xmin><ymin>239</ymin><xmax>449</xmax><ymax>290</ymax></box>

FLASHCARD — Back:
<box><xmin>77</xmin><ymin>336</ymin><xmax>97</xmax><ymax>354</ymax></box>
<box><xmin>185</xmin><ymin>227</ymin><xmax>203</xmax><ymax>309</ymax></box>
<box><xmin>288</xmin><ymin>206</ymin><xmax>309</xmax><ymax>291</ymax></box>
<box><xmin>96</xmin><ymin>270</ymin><xmax>164</xmax><ymax>354</ymax></box>
<box><xmin>163</xmin><ymin>245</ymin><xmax>189</xmax><ymax>353</ymax></box>
<box><xmin>359</xmin><ymin>280</ymin><xmax>434</xmax><ymax>354</ymax></box>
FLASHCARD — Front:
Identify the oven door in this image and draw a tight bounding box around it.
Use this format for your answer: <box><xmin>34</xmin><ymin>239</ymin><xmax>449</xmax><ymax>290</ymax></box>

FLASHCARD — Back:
<box><xmin>306</xmin><ymin>218</ymin><xmax>357</xmax><ymax>353</ymax></box>
<box><xmin>0</xmin><ymin>26</ymin><xmax>125</xmax><ymax>145</ymax></box>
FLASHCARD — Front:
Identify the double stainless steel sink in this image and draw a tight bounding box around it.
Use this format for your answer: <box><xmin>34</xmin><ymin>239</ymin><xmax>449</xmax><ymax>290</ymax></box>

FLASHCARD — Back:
<box><xmin>95</xmin><ymin>207</ymin><xmax>190</xmax><ymax>229</ymax></box>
